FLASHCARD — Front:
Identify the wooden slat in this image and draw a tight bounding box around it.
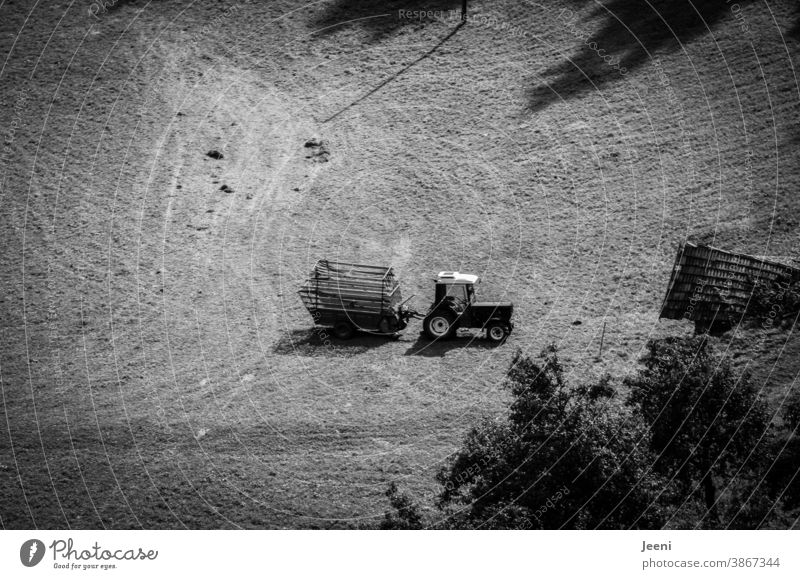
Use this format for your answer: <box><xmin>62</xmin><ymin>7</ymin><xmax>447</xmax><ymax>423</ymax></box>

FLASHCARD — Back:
<box><xmin>300</xmin><ymin>296</ymin><xmax>393</xmax><ymax>309</ymax></box>
<box><xmin>299</xmin><ymin>259</ymin><xmax>404</xmax><ymax>322</ymax></box>
<box><xmin>317</xmin><ymin>260</ymin><xmax>390</xmax><ymax>271</ymax></box>
<box><xmin>311</xmin><ymin>272</ymin><xmax>395</xmax><ymax>284</ymax></box>
<box><xmin>304</xmin><ymin>282</ymin><xmax>399</xmax><ymax>295</ymax></box>
<box><xmin>309</xmin><ymin>304</ymin><xmax>389</xmax><ymax>313</ymax></box>
<box><xmin>660</xmin><ymin>241</ymin><xmax>799</xmax><ymax>323</ymax></box>
<box><xmin>309</xmin><ymin>279</ymin><xmax>396</xmax><ymax>290</ymax></box>
<box><xmin>315</xmin><ymin>260</ymin><xmax>392</xmax><ymax>278</ymax></box>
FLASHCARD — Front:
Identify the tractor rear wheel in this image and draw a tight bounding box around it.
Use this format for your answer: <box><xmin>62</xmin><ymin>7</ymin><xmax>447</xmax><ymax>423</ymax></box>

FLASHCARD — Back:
<box><xmin>486</xmin><ymin>322</ymin><xmax>509</xmax><ymax>343</ymax></box>
<box><xmin>424</xmin><ymin>312</ymin><xmax>455</xmax><ymax>340</ymax></box>
<box><xmin>332</xmin><ymin>320</ymin><xmax>355</xmax><ymax>340</ymax></box>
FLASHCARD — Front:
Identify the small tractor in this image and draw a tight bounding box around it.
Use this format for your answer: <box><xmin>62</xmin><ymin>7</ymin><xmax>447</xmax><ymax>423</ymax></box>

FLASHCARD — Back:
<box><xmin>299</xmin><ymin>261</ymin><xmax>514</xmax><ymax>343</ymax></box>
<box><xmin>421</xmin><ymin>271</ymin><xmax>514</xmax><ymax>343</ymax></box>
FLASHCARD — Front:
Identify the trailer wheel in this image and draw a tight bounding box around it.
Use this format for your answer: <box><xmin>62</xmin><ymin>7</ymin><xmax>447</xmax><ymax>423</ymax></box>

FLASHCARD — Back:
<box><xmin>332</xmin><ymin>321</ymin><xmax>355</xmax><ymax>340</ymax></box>
<box><xmin>486</xmin><ymin>323</ymin><xmax>508</xmax><ymax>343</ymax></box>
<box><xmin>424</xmin><ymin>312</ymin><xmax>455</xmax><ymax>340</ymax></box>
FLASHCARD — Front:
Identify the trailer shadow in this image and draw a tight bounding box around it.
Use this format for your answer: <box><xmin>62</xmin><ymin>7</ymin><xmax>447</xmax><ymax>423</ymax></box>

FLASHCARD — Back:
<box><xmin>272</xmin><ymin>328</ymin><xmax>398</xmax><ymax>357</ymax></box>
<box><xmin>403</xmin><ymin>332</ymin><xmax>497</xmax><ymax>357</ymax></box>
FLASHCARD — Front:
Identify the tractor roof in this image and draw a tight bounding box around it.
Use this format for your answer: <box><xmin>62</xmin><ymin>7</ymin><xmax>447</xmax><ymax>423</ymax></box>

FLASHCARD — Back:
<box><xmin>436</xmin><ymin>271</ymin><xmax>479</xmax><ymax>284</ymax></box>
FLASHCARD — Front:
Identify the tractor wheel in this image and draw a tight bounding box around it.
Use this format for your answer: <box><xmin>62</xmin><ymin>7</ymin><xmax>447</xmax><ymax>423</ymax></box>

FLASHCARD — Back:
<box><xmin>486</xmin><ymin>322</ymin><xmax>509</xmax><ymax>344</ymax></box>
<box><xmin>423</xmin><ymin>312</ymin><xmax>455</xmax><ymax>340</ymax></box>
<box><xmin>332</xmin><ymin>320</ymin><xmax>355</xmax><ymax>340</ymax></box>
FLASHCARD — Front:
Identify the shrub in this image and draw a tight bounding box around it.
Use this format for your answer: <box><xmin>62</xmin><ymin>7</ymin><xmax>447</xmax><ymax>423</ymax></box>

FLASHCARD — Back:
<box><xmin>763</xmin><ymin>388</ymin><xmax>800</xmax><ymax>515</ymax></box>
<box><xmin>433</xmin><ymin>346</ymin><xmax>666</xmax><ymax>529</ymax></box>
<box><xmin>379</xmin><ymin>482</ymin><xmax>423</xmax><ymax>529</ymax></box>
<box><xmin>625</xmin><ymin>336</ymin><xmax>771</xmax><ymax>527</ymax></box>
<box><xmin>745</xmin><ymin>276</ymin><xmax>800</xmax><ymax>326</ymax></box>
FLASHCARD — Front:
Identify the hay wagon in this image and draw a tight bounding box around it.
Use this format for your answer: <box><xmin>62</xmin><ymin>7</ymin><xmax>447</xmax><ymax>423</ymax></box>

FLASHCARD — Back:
<box><xmin>298</xmin><ymin>260</ymin><xmax>411</xmax><ymax>339</ymax></box>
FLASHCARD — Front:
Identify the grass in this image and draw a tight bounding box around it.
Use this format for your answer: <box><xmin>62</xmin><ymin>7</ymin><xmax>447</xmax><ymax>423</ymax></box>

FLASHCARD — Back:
<box><xmin>1</xmin><ymin>0</ymin><xmax>799</xmax><ymax>528</ymax></box>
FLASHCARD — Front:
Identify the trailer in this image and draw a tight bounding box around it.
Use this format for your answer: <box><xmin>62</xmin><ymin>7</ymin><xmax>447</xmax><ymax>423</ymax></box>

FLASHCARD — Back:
<box><xmin>298</xmin><ymin>260</ymin><xmax>412</xmax><ymax>339</ymax></box>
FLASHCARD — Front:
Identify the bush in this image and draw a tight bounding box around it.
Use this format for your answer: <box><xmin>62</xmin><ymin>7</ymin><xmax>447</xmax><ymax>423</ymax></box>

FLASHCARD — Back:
<box><xmin>379</xmin><ymin>482</ymin><xmax>423</xmax><ymax>529</ymax></box>
<box><xmin>781</xmin><ymin>387</ymin><xmax>800</xmax><ymax>431</ymax></box>
<box><xmin>745</xmin><ymin>276</ymin><xmax>800</xmax><ymax>326</ymax></box>
<box><xmin>625</xmin><ymin>336</ymin><xmax>772</xmax><ymax>527</ymax></box>
<box><xmin>433</xmin><ymin>346</ymin><xmax>666</xmax><ymax>529</ymax></box>
<box><xmin>382</xmin><ymin>339</ymin><xmax>786</xmax><ymax>529</ymax></box>
<box><xmin>764</xmin><ymin>388</ymin><xmax>800</xmax><ymax>515</ymax></box>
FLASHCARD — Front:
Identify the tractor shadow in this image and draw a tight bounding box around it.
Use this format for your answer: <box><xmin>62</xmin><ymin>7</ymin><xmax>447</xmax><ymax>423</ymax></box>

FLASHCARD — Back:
<box><xmin>403</xmin><ymin>331</ymin><xmax>497</xmax><ymax>357</ymax></box>
<box><xmin>272</xmin><ymin>328</ymin><xmax>397</xmax><ymax>357</ymax></box>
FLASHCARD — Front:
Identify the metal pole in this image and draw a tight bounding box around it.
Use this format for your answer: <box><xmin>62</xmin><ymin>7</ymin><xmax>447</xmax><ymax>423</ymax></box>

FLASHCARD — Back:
<box><xmin>599</xmin><ymin>321</ymin><xmax>606</xmax><ymax>357</ymax></box>
<box><xmin>462</xmin><ymin>0</ymin><xmax>467</xmax><ymax>22</ymax></box>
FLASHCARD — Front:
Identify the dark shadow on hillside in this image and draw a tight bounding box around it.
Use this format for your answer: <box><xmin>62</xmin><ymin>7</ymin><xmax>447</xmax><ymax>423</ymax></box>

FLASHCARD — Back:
<box><xmin>790</xmin><ymin>10</ymin><xmax>800</xmax><ymax>39</ymax></box>
<box><xmin>272</xmin><ymin>328</ymin><xmax>396</xmax><ymax>357</ymax></box>
<box><xmin>312</xmin><ymin>0</ymin><xmax>758</xmax><ymax>112</ymax></box>
<box><xmin>311</xmin><ymin>0</ymin><xmax>461</xmax><ymax>39</ymax></box>
<box><xmin>529</xmin><ymin>0</ymin><xmax>755</xmax><ymax>112</ymax></box>
<box><xmin>403</xmin><ymin>332</ymin><xmax>497</xmax><ymax>357</ymax></box>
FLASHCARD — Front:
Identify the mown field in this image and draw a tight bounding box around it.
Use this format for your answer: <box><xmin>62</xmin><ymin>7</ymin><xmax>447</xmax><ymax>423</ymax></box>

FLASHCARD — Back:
<box><xmin>1</xmin><ymin>0</ymin><xmax>799</xmax><ymax>528</ymax></box>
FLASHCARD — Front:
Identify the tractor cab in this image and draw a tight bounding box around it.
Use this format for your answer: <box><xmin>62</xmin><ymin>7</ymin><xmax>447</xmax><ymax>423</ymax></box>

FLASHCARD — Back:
<box><xmin>433</xmin><ymin>271</ymin><xmax>479</xmax><ymax>309</ymax></box>
<box><xmin>423</xmin><ymin>271</ymin><xmax>514</xmax><ymax>343</ymax></box>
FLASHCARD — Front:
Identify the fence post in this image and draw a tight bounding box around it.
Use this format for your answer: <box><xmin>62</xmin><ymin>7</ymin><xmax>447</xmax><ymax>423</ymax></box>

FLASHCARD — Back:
<box><xmin>599</xmin><ymin>321</ymin><xmax>607</xmax><ymax>357</ymax></box>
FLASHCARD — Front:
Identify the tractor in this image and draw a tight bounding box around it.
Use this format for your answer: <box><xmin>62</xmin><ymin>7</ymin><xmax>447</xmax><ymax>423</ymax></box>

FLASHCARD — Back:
<box><xmin>421</xmin><ymin>272</ymin><xmax>514</xmax><ymax>343</ymax></box>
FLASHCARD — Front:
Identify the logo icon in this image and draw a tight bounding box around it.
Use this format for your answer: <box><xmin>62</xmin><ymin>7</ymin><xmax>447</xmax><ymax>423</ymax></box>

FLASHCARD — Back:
<box><xmin>20</xmin><ymin>539</ymin><xmax>45</xmax><ymax>567</ymax></box>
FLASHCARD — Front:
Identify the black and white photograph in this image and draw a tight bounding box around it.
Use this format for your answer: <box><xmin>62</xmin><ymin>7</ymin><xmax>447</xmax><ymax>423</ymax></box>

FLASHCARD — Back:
<box><xmin>1</xmin><ymin>0</ymin><xmax>799</xmax><ymax>574</ymax></box>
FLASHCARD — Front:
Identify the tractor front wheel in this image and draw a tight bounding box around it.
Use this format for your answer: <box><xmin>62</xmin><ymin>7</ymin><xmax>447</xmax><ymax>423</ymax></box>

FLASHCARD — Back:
<box><xmin>423</xmin><ymin>312</ymin><xmax>455</xmax><ymax>340</ymax></box>
<box><xmin>486</xmin><ymin>322</ymin><xmax>509</xmax><ymax>343</ymax></box>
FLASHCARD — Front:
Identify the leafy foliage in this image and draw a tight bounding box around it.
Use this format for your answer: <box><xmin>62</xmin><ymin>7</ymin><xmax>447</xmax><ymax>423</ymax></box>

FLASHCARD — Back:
<box><xmin>624</xmin><ymin>336</ymin><xmax>771</xmax><ymax>527</ymax></box>
<box><xmin>382</xmin><ymin>338</ymin><xmax>788</xmax><ymax>529</ymax></box>
<box><xmin>432</xmin><ymin>346</ymin><xmax>665</xmax><ymax>529</ymax></box>
<box><xmin>764</xmin><ymin>388</ymin><xmax>800</xmax><ymax>515</ymax></box>
<box><xmin>379</xmin><ymin>482</ymin><xmax>424</xmax><ymax>529</ymax></box>
<box><xmin>745</xmin><ymin>276</ymin><xmax>800</xmax><ymax>326</ymax></box>
<box><xmin>780</xmin><ymin>387</ymin><xmax>800</xmax><ymax>432</ymax></box>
